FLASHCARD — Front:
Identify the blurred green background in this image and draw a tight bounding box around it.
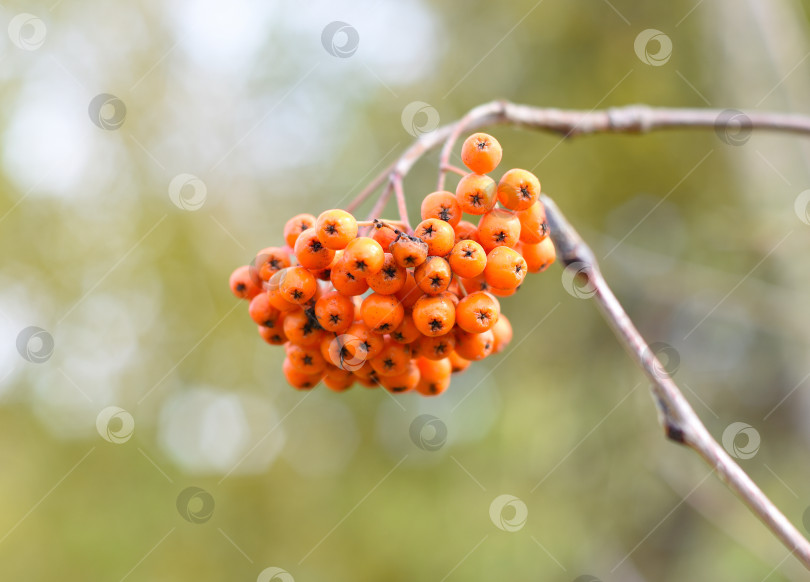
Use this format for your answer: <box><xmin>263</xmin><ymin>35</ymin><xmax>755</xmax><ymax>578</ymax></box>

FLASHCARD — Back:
<box><xmin>2</xmin><ymin>0</ymin><xmax>810</xmax><ymax>580</ymax></box>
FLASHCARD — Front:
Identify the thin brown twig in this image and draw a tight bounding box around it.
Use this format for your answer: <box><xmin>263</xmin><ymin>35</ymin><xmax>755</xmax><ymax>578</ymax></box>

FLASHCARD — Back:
<box><xmin>390</xmin><ymin>173</ymin><xmax>411</xmax><ymax>232</ymax></box>
<box><xmin>358</xmin><ymin>100</ymin><xmax>810</xmax><ymax>570</ymax></box>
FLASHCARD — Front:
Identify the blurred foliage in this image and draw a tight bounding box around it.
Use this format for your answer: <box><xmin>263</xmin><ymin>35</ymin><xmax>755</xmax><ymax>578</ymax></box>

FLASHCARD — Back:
<box><xmin>2</xmin><ymin>0</ymin><xmax>810</xmax><ymax>580</ymax></box>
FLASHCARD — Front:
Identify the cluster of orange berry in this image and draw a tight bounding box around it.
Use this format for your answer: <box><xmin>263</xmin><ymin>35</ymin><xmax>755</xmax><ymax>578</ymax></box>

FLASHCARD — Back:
<box><xmin>229</xmin><ymin>132</ymin><xmax>556</xmax><ymax>396</ymax></box>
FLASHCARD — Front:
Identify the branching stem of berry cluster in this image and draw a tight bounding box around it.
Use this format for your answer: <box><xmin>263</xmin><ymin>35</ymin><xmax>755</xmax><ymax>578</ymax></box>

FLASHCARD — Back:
<box><xmin>345</xmin><ymin>100</ymin><xmax>810</xmax><ymax>569</ymax></box>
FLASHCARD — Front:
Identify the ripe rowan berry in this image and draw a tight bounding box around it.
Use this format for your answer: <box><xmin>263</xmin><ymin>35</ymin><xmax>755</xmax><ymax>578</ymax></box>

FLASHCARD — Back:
<box><xmin>267</xmin><ymin>287</ymin><xmax>300</xmax><ymax>312</ymax></box>
<box><xmin>316</xmin><ymin>209</ymin><xmax>358</xmax><ymax>250</ymax></box>
<box><xmin>366</xmin><ymin>253</ymin><xmax>407</xmax><ymax>295</ymax></box>
<box><xmin>253</xmin><ymin>247</ymin><xmax>291</xmax><ymax>282</ymax></box>
<box><xmin>461</xmin><ymin>133</ymin><xmax>503</xmax><ymax>175</ymax></box>
<box><xmin>342</xmin><ymin>237</ymin><xmax>385</xmax><ymax>278</ymax></box>
<box><xmin>286</xmin><ymin>343</ymin><xmax>327</xmax><ymax>375</ymax></box>
<box><xmin>282</xmin><ymin>357</ymin><xmax>322</xmax><ymax>389</ymax></box>
<box><xmin>420</xmin><ymin>191</ymin><xmax>462</xmax><ymax>227</ymax></box>
<box><xmin>412</xmin><ymin>293</ymin><xmax>456</xmax><ymax>337</ymax></box>
<box><xmin>414</xmin><ymin>256</ymin><xmax>452</xmax><ymax>295</ymax></box>
<box><xmin>417</xmin><ymin>333</ymin><xmax>456</xmax><ymax>360</ymax></box>
<box><xmin>394</xmin><ymin>271</ymin><xmax>424</xmax><ymax>309</ymax></box>
<box><xmin>491</xmin><ymin>314</ymin><xmax>513</xmax><ymax>354</ymax></box>
<box><xmin>497</xmin><ymin>168</ymin><xmax>540</xmax><ymax>211</ymax></box>
<box><xmin>390</xmin><ymin>233</ymin><xmax>428</xmax><ymax>268</ymax></box>
<box><xmin>455</xmin><ymin>173</ymin><xmax>497</xmax><ymax>215</ymax></box>
<box><xmin>323</xmin><ymin>365</ymin><xmax>355</xmax><ymax>392</ymax></box>
<box><xmin>477</xmin><ymin>208</ymin><xmax>521</xmax><ymax>252</ymax></box>
<box><xmin>230</xmin><ymin>265</ymin><xmax>262</xmax><ymax>300</ymax></box>
<box><xmin>456</xmin><ymin>291</ymin><xmax>500</xmax><ymax>334</ymax></box>
<box><xmin>294</xmin><ymin>228</ymin><xmax>335</xmax><ymax>270</ymax></box>
<box><xmin>283</xmin><ymin>213</ymin><xmax>316</xmax><ymax>248</ymax></box>
<box><xmin>516</xmin><ymin>201</ymin><xmax>549</xmax><ymax>244</ymax></box>
<box><xmin>372</xmin><ymin>223</ymin><xmax>399</xmax><ymax>252</ymax></box>
<box><xmin>447</xmin><ymin>350</ymin><xmax>471</xmax><ymax>373</ymax></box>
<box><xmin>390</xmin><ymin>312</ymin><xmax>421</xmax><ymax>344</ymax></box>
<box><xmin>458</xmin><ymin>274</ymin><xmax>488</xmax><ymax>294</ymax></box>
<box><xmin>314</xmin><ymin>290</ymin><xmax>355</xmax><ymax>333</ymax></box>
<box><xmin>519</xmin><ymin>237</ymin><xmax>556</xmax><ymax>273</ymax></box>
<box><xmin>370</xmin><ymin>338</ymin><xmax>411</xmax><ymax>377</ymax></box>
<box><xmin>448</xmin><ymin>239</ymin><xmax>487</xmax><ymax>279</ymax></box>
<box><xmin>454</xmin><ymin>329</ymin><xmax>495</xmax><ymax>361</ymax></box>
<box><xmin>414</xmin><ymin>218</ymin><xmax>455</xmax><ymax>257</ymax></box>
<box><xmin>484</xmin><ymin>246</ymin><xmax>527</xmax><ymax>289</ymax></box>
<box><xmin>279</xmin><ymin>266</ymin><xmax>317</xmax><ymax>305</ymax></box>
<box><xmin>360</xmin><ymin>293</ymin><xmax>404</xmax><ymax>334</ymax></box>
<box><xmin>258</xmin><ymin>322</ymin><xmax>287</xmax><ymax>345</ymax></box>
<box><xmin>330</xmin><ymin>255</ymin><xmax>371</xmax><ymax>296</ymax></box>
<box><xmin>249</xmin><ymin>292</ymin><xmax>281</xmax><ymax>327</ymax></box>
<box><xmin>283</xmin><ymin>309</ymin><xmax>324</xmax><ymax>347</ymax></box>
<box><xmin>379</xmin><ymin>361</ymin><xmax>420</xmax><ymax>393</ymax></box>
<box><xmin>488</xmin><ymin>285</ymin><xmax>518</xmax><ymax>298</ymax></box>
<box><xmin>415</xmin><ymin>357</ymin><xmax>451</xmax><ymax>396</ymax></box>
<box><xmin>341</xmin><ymin>321</ymin><xmax>385</xmax><ymax>362</ymax></box>
<box><xmin>453</xmin><ymin>220</ymin><xmax>480</xmax><ymax>244</ymax></box>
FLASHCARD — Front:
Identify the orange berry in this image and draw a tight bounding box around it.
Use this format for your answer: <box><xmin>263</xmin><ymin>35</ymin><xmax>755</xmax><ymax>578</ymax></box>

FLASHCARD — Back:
<box><xmin>491</xmin><ymin>314</ymin><xmax>513</xmax><ymax>354</ymax></box>
<box><xmin>453</xmin><ymin>220</ymin><xmax>480</xmax><ymax>244</ymax></box>
<box><xmin>316</xmin><ymin>209</ymin><xmax>358</xmax><ymax>250</ymax></box>
<box><xmin>342</xmin><ymin>237</ymin><xmax>385</xmax><ymax>278</ymax></box>
<box><xmin>372</xmin><ymin>224</ymin><xmax>399</xmax><ymax>252</ymax></box>
<box><xmin>415</xmin><ymin>357</ymin><xmax>452</xmax><ymax>396</ymax></box>
<box><xmin>394</xmin><ymin>271</ymin><xmax>424</xmax><ymax>309</ymax></box>
<box><xmin>454</xmin><ymin>329</ymin><xmax>495</xmax><ymax>361</ymax></box>
<box><xmin>229</xmin><ymin>265</ymin><xmax>262</xmax><ymax>300</ymax></box>
<box><xmin>455</xmin><ymin>173</ymin><xmax>497</xmax><ymax>215</ymax></box>
<box><xmin>414</xmin><ymin>256</ymin><xmax>452</xmax><ymax>296</ymax></box>
<box><xmin>282</xmin><ymin>357</ymin><xmax>321</xmax><ymax>389</ymax></box>
<box><xmin>390</xmin><ymin>233</ymin><xmax>428</xmax><ymax>268</ymax></box>
<box><xmin>420</xmin><ymin>191</ymin><xmax>461</xmax><ymax>227</ymax></box>
<box><xmin>455</xmin><ymin>291</ymin><xmax>500</xmax><ymax>334</ymax></box>
<box><xmin>323</xmin><ymin>365</ymin><xmax>355</xmax><ymax>392</ymax></box>
<box><xmin>484</xmin><ymin>246</ymin><xmax>527</xmax><ymax>289</ymax></box>
<box><xmin>252</xmin><ymin>247</ymin><xmax>291</xmax><ymax>282</ymax></box>
<box><xmin>458</xmin><ymin>274</ymin><xmax>488</xmax><ymax>294</ymax></box>
<box><xmin>366</xmin><ymin>253</ymin><xmax>406</xmax><ymax>295</ymax></box>
<box><xmin>477</xmin><ymin>208</ymin><xmax>521</xmax><ymax>252</ymax></box>
<box><xmin>314</xmin><ymin>290</ymin><xmax>355</xmax><ymax>333</ymax></box>
<box><xmin>460</xmin><ymin>132</ymin><xmax>502</xmax><ymax>175</ymax></box>
<box><xmin>360</xmin><ymin>292</ymin><xmax>404</xmax><ymax>334</ymax></box>
<box><xmin>294</xmin><ymin>228</ymin><xmax>335</xmax><ymax>270</ymax></box>
<box><xmin>258</xmin><ymin>321</ymin><xmax>287</xmax><ymax>345</ymax></box>
<box><xmin>283</xmin><ymin>213</ymin><xmax>316</xmax><ymax>248</ymax></box>
<box><xmin>279</xmin><ymin>266</ymin><xmax>317</xmax><ymax>305</ymax></box>
<box><xmin>417</xmin><ymin>333</ymin><xmax>456</xmax><ymax>360</ymax></box>
<box><xmin>390</xmin><ymin>312</ymin><xmax>421</xmax><ymax>344</ymax></box>
<box><xmin>519</xmin><ymin>237</ymin><xmax>556</xmax><ymax>273</ymax></box>
<box><xmin>497</xmin><ymin>168</ymin><xmax>540</xmax><ymax>211</ymax></box>
<box><xmin>412</xmin><ymin>293</ymin><xmax>456</xmax><ymax>337</ymax></box>
<box><xmin>330</xmin><ymin>257</ymin><xmax>371</xmax><ymax>296</ymax></box>
<box><xmin>248</xmin><ymin>292</ymin><xmax>281</xmax><ymax>327</ymax></box>
<box><xmin>448</xmin><ymin>239</ymin><xmax>487</xmax><ymax>279</ymax></box>
<box><xmin>341</xmin><ymin>321</ymin><xmax>385</xmax><ymax>361</ymax></box>
<box><xmin>488</xmin><ymin>285</ymin><xmax>518</xmax><ymax>297</ymax></box>
<box><xmin>283</xmin><ymin>309</ymin><xmax>324</xmax><ymax>348</ymax></box>
<box><xmin>516</xmin><ymin>201</ymin><xmax>549</xmax><ymax>244</ymax></box>
<box><xmin>379</xmin><ymin>361</ymin><xmax>420</xmax><ymax>393</ymax></box>
<box><xmin>286</xmin><ymin>343</ymin><xmax>327</xmax><ymax>375</ymax></box>
<box><xmin>370</xmin><ymin>338</ymin><xmax>412</xmax><ymax>376</ymax></box>
<box><xmin>414</xmin><ymin>218</ymin><xmax>455</xmax><ymax>257</ymax></box>
<box><xmin>447</xmin><ymin>350</ymin><xmax>471</xmax><ymax>373</ymax></box>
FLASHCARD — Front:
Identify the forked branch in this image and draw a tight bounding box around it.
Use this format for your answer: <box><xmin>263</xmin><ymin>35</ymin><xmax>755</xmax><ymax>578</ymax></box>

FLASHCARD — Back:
<box><xmin>347</xmin><ymin>100</ymin><xmax>810</xmax><ymax>569</ymax></box>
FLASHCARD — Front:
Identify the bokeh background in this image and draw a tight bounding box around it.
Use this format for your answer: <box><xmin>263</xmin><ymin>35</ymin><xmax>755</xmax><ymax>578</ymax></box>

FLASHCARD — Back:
<box><xmin>2</xmin><ymin>0</ymin><xmax>810</xmax><ymax>580</ymax></box>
